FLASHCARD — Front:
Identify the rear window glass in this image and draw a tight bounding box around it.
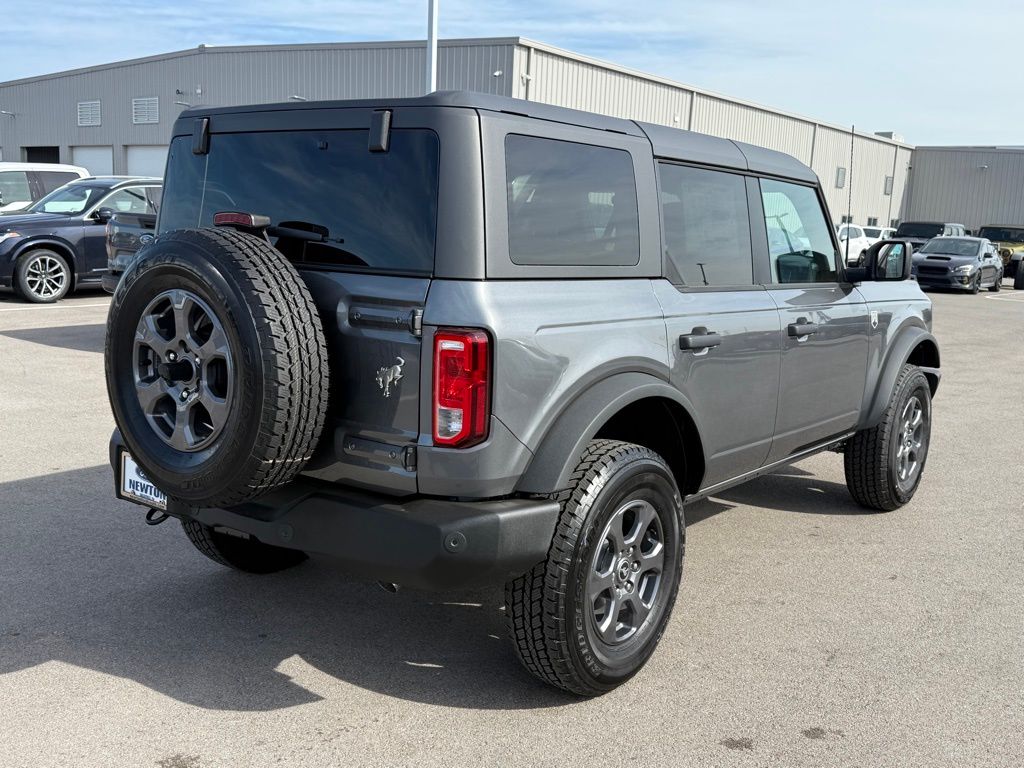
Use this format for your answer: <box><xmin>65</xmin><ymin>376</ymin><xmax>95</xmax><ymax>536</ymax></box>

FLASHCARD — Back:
<box><xmin>505</xmin><ymin>134</ymin><xmax>639</xmax><ymax>266</ymax></box>
<box><xmin>159</xmin><ymin>129</ymin><xmax>439</xmax><ymax>274</ymax></box>
<box><xmin>659</xmin><ymin>163</ymin><xmax>752</xmax><ymax>286</ymax></box>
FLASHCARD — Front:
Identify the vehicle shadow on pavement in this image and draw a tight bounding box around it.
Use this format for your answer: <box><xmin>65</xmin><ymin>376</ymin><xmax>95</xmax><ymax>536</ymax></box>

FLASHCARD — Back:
<box><xmin>0</xmin><ymin>466</ymin><xmax>574</xmax><ymax>712</ymax></box>
<box><xmin>0</xmin><ymin>324</ymin><xmax>106</xmax><ymax>354</ymax></box>
<box><xmin>713</xmin><ymin>468</ymin><xmax>871</xmax><ymax>516</ymax></box>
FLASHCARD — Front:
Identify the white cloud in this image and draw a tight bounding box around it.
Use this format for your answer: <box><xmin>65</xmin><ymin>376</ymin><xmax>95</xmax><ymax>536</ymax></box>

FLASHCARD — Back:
<box><xmin>0</xmin><ymin>0</ymin><xmax>1019</xmax><ymax>144</ymax></box>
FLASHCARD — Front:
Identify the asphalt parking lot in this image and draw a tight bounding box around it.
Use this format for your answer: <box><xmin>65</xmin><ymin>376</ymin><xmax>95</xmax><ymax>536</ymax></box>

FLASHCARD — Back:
<box><xmin>1</xmin><ymin>285</ymin><xmax>1022</xmax><ymax>768</ymax></box>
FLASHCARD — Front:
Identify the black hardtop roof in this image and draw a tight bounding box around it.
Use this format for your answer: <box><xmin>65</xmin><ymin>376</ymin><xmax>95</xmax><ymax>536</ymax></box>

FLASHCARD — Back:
<box><xmin>176</xmin><ymin>90</ymin><xmax>817</xmax><ymax>182</ymax></box>
<box><xmin>979</xmin><ymin>224</ymin><xmax>1024</xmax><ymax>230</ymax></box>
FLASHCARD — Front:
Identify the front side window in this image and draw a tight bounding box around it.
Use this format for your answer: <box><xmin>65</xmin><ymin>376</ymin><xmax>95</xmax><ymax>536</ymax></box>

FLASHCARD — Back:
<box><xmin>0</xmin><ymin>171</ymin><xmax>31</xmax><ymax>206</ymax></box>
<box><xmin>159</xmin><ymin>129</ymin><xmax>439</xmax><ymax>274</ymax></box>
<box><xmin>505</xmin><ymin>134</ymin><xmax>639</xmax><ymax>267</ymax></box>
<box><xmin>760</xmin><ymin>179</ymin><xmax>838</xmax><ymax>284</ymax></box>
<box><xmin>659</xmin><ymin>163</ymin><xmax>752</xmax><ymax>286</ymax></box>
<box><xmin>101</xmin><ymin>187</ymin><xmax>153</xmax><ymax>214</ymax></box>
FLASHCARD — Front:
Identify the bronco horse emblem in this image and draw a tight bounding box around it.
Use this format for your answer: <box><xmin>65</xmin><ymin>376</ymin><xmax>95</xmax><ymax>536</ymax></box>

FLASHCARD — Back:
<box><xmin>376</xmin><ymin>357</ymin><xmax>405</xmax><ymax>398</ymax></box>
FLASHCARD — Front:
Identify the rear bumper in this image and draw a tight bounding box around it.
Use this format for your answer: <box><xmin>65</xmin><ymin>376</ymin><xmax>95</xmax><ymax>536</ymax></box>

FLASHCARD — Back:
<box><xmin>109</xmin><ymin>431</ymin><xmax>559</xmax><ymax>590</ymax></box>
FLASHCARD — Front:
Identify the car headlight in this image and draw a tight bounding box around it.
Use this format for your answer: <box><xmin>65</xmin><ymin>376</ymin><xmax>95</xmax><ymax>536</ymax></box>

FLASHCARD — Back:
<box><xmin>954</xmin><ymin>264</ymin><xmax>975</xmax><ymax>274</ymax></box>
<box><xmin>0</xmin><ymin>231</ymin><xmax>20</xmax><ymax>243</ymax></box>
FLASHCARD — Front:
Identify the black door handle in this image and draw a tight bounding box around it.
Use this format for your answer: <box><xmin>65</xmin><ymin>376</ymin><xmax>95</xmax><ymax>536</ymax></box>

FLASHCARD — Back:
<box><xmin>679</xmin><ymin>327</ymin><xmax>722</xmax><ymax>351</ymax></box>
<box><xmin>788</xmin><ymin>320</ymin><xmax>819</xmax><ymax>337</ymax></box>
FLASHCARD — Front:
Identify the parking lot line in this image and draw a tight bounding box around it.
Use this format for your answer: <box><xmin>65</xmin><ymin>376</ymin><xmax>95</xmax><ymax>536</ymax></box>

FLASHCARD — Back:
<box><xmin>984</xmin><ymin>293</ymin><xmax>1024</xmax><ymax>302</ymax></box>
<box><xmin>0</xmin><ymin>302</ymin><xmax>110</xmax><ymax>313</ymax></box>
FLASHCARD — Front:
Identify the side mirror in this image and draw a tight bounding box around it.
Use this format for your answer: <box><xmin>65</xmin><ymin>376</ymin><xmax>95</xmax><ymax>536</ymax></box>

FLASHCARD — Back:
<box><xmin>93</xmin><ymin>207</ymin><xmax>114</xmax><ymax>223</ymax></box>
<box><xmin>872</xmin><ymin>239</ymin><xmax>913</xmax><ymax>280</ymax></box>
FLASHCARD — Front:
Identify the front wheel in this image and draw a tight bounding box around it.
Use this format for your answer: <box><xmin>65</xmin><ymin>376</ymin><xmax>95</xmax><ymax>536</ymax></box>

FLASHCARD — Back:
<box><xmin>505</xmin><ymin>440</ymin><xmax>684</xmax><ymax>696</ymax></box>
<box><xmin>844</xmin><ymin>365</ymin><xmax>932</xmax><ymax>511</ymax></box>
<box><xmin>970</xmin><ymin>274</ymin><xmax>981</xmax><ymax>294</ymax></box>
<box><xmin>15</xmin><ymin>249</ymin><xmax>71</xmax><ymax>303</ymax></box>
<box><xmin>989</xmin><ymin>271</ymin><xmax>1002</xmax><ymax>292</ymax></box>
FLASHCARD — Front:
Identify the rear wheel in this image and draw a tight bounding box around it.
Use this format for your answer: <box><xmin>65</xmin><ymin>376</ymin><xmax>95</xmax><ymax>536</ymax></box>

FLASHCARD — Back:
<box><xmin>845</xmin><ymin>365</ymin><xmax>932</xmax><ymax>511</ymax></box>
<box><xmin>15</xmin><ymin>249</ymin><xmax>71</xmax><ymax>303</ymax></box>
<box><xmin>182</xmin><ymin>519</ymin><xmax>307</xmax><ymax>574</ymax></box>
<box><xmin>1015</xmin><ymin>264</ymin><xmax>1024</xmax><ymax>290</ymax></box>
<box><xmin>505</xmin><ymin>440</ymin><xmax>684</xmax><ymax>696</ymax></box>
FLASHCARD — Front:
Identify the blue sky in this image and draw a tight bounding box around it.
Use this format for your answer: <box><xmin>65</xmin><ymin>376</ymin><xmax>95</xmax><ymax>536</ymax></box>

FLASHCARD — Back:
<box><xmin>1</xmin><ymin>0</ymin><xmax>1019</xmax><ymax>145</ymax></box>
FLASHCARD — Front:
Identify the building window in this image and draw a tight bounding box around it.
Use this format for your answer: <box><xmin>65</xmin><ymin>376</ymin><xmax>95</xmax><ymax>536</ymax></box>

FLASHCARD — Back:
<box><xmin>77</xmin><ymin>100</ymin><xmax>101</xmax><ymax>127</ymax></box>
<box><xmin>835</xmin><ymin>167</ymin><xmax>847</xmax><ymax>189</ymax></box>
<box><xmin>132</xmin><ymin>97</ymin><xmax>159</xmax><ymax>125</ymax></box>
<box><xmin>884</xmin><ymin>175</ymin><xmax>894</xmax><ymax>195</ymax></box>
<box><xmin>867</xmin><ymin>217</ymin><xmax>879</xmax><ymax>226</ymax></box>
<box><xmin>890</xmin><ymin>218</ymin><xmax>900</xmax><ymax>228</ymax></box>
<box><xmin>840</xmin><ymin>214</ymin><xmax>853</xmax><ymax>224</ymax></box>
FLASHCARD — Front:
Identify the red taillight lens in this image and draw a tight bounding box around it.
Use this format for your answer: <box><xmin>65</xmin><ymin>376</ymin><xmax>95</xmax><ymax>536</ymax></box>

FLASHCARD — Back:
<box><xmin>433</xmin><ymin>328</ymin><xmax>490</xmax><ymax>448</ymax></box>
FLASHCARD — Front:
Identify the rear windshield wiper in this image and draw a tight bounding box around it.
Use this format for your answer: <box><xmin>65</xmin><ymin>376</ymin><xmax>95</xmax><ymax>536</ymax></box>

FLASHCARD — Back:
<box><xmin>268</xmin><ymin>220</ymin><xmax>344</xmax><ymax>244</ymax></box>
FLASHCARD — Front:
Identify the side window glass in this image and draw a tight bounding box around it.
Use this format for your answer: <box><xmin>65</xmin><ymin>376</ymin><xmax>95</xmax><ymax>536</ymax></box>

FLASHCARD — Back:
<box><xmin>505</xmin><ymin>134</ymin><xmax>640</xmax><ymax>267</ymax></box>
<box><xmin>101</xmin><ymin>187</ymin><xmax>151</xmax><ymax>214</ymax></box>
<box><xmin>146</xmin><ymin>186</ymin><xmax>163</xmax><ymax>212</ymax></box>
<box><xmin>0</xmin><ymin>171</ymin><xmax>32</xmax><ymax>206</ymax></box>
<box><xmin>38</xmin><ymin>171</ymin><xmax>78</xmax><ymax>195</ymax></box>
<box><xmin>659</xmin><ymin>163</ymin><xmax>753</xmax><ymax>286</ymax></box>
<box><xmin>759</xmin><ymin>179</ymin><xmax>839</xmax><ymax>284</ymax></box>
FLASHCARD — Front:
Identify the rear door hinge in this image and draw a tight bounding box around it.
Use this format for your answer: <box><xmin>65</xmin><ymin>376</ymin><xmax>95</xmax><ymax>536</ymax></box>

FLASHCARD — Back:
<box><xmin>409</xmin><ymin>309</ymin><xmax>423</xmax><ymax>337</ymax></box>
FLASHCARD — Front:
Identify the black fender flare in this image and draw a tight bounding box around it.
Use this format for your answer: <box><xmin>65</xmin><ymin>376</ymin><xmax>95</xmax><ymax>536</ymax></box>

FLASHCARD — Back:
<box><xmin>858</xmin><ymin>327</ymin><xmax>940</xmax><ymax>430</ymax></box>
<box><xmin>10</xmin><ymin>236</ymin><xmax>80</xmax><ymax>284</ymax></box>
<box><xmin>515</xmin><ymin>371</ymin><xmax>705</xmax><ymax>494</ymax></box>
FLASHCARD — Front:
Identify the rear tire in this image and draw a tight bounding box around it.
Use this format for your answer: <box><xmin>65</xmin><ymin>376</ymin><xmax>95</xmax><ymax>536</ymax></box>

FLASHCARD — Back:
<box><xmin>182</xmin><ymin>519</ymin><xmax>307</xmax><ymax>574</ymax></box>
<box><xmin>1015</xmin><ymin>265</ymin><xmax>1024</xmax><ymax>290</ymax></box>
<box><xmin>844</xmin><ymin>365</ymin><xmax>932</xmax><ymax>511</ymax></box>
<box><xmin>505</xmin><ymin>440</ymin><xmax>684</xmax><ymax>696</ymax></box>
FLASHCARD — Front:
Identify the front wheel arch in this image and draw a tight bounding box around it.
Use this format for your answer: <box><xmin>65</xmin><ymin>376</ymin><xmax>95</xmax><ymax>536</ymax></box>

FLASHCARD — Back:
<box><xmin>14</xmin><ymin>239</ymin><xmax>79</xmax><ymax>287</ymax></box>
<box><xmin>860</xmin><ymin>329</ymin><xmax>940</xmax><ymax>431</ymax></box>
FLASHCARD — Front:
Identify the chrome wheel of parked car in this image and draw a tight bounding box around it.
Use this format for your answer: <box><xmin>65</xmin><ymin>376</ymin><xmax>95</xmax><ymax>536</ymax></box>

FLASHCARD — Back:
<box><xmin>16</xmin><ymin>250</ymin><xmax>70</xmax><ymax>303</ymax></box>
<box><xmin>133</xmin><ymin>288</ymin><xmax>234</xmax><ymax>452</ymax></box>
<box><xmin>895</xmin><ymin>395</ymin><xmax>927</xmax><ymax>492</ymax></box>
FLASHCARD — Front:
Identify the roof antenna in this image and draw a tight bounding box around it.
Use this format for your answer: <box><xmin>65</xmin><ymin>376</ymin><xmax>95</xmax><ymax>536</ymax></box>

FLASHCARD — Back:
<box><xmin>846</xmin><ymin>124</ymin><xmax>854</xmax><ymax>264</ymax></box>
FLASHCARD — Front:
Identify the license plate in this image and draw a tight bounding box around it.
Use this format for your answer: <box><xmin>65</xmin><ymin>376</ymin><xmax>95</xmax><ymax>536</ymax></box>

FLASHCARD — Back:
<box><xmin>118</xmin><ymin>451</ymin><xmax>168</xmax><ymax>510</ymax></box>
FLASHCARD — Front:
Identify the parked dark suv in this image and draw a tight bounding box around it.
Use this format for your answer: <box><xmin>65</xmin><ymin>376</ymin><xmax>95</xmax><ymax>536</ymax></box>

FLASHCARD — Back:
<box><xmin>104</xmin><ymin>93</ymin><xmax>940</xmax><ymax>695</ymax></box>
<box><xmin>0</xmin><ymin>176</ymin><xmax>161</xmax><ymax>302</ymax></box>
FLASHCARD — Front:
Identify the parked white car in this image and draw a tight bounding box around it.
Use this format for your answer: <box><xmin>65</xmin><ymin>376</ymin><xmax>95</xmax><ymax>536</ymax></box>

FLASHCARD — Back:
<box><xmin>837</xmin><ymin>224</ymin><xmax>896</xmax><ymax>264</ymax></box>
<box><xmin>0</xmin><ymin>162</ymin><xmax>90</xmax><ymax>213</ymax></box>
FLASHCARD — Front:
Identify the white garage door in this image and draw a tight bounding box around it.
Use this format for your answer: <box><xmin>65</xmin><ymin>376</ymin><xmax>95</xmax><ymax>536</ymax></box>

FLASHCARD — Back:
<box><xmin>71</xmin><ymin>146</ymin><xmax>114</xmax><ymax>176</ymax></box>
<box><xmin>126</xmin><ymin>145</ymin><xmax>169</xmax><ymax>178</ymax></box>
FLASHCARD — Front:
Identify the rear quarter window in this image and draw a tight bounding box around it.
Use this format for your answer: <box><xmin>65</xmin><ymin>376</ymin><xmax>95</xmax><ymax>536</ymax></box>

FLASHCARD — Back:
<box><xmin>159</xmin><ymin>129</ymin><xmax>439</xmax><ymax>275</ymax></box>
<box><xmin>505</xmin><ymin>134</ymin><xmax>640</xmax><ymax>267</ymax></box>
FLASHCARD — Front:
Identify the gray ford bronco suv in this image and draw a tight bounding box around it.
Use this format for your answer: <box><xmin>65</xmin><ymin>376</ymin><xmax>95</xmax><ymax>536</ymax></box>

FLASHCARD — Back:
<box><xmin>105</xmin><ymin>92</ymin><xmax>940</xmax><ymax>696</ymax></box>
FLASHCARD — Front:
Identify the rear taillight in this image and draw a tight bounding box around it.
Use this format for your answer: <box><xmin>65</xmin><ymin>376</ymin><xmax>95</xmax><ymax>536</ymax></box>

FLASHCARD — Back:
<box><xmin>433</xmin><ymin>328</ymin><xmax>490</xmax><ymax>448</ymax></box>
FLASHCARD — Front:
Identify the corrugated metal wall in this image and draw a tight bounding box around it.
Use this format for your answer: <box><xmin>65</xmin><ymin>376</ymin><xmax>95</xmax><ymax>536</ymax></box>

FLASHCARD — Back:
<box><xmin>513</xmin><ymin>40</ymin><xmax>907</xmax><ymax>227</ymax></box>
<box><xmin>0</xmin><ymin>40</ymin><xmax>515</xmax><ymax>173</ymax></box>
<box><xmin>0</xmin><ymin>36</ymin><xmax>909</xmax><ymax>227</ymax></box>
<box><xmin>901</xmin><ymin>147</ymin><xmax>1024</xmax><ymax>231</ymax></box>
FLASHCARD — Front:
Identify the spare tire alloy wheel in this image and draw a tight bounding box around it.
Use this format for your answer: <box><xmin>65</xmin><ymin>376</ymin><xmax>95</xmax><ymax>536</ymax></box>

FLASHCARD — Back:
<box><xmin>106</xmin><ymin>228</ymin><xmax>330</xmax><ymax>509</ymax></box>
<box><xmin>17</xmin><ymin>250</ymin><xmax>70</xmax><ymax>303</ymax></box>
<box><xmin>134</xmin><ymin>289</ymin><xmax>232</xmax><ymax>452</ymax></box>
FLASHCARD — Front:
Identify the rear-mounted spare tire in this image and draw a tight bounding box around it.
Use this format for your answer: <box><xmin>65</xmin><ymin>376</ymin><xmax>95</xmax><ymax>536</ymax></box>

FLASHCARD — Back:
<box><xmin>105</xmin><ymin>228</ymin><xmax>329</xmax><ymax>508</ymax></box>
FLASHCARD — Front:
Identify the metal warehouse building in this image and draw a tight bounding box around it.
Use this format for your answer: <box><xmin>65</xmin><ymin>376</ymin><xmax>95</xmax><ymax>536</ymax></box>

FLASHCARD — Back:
<box><xmin>901</xmin><ymin>146</ymin><xmax>1024</xmax><ymax>231</ymax></box>
<box><xmin>0</xmin><ymin>36</ymin><xmax>912</xmax><ymax>226</ymax></box>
